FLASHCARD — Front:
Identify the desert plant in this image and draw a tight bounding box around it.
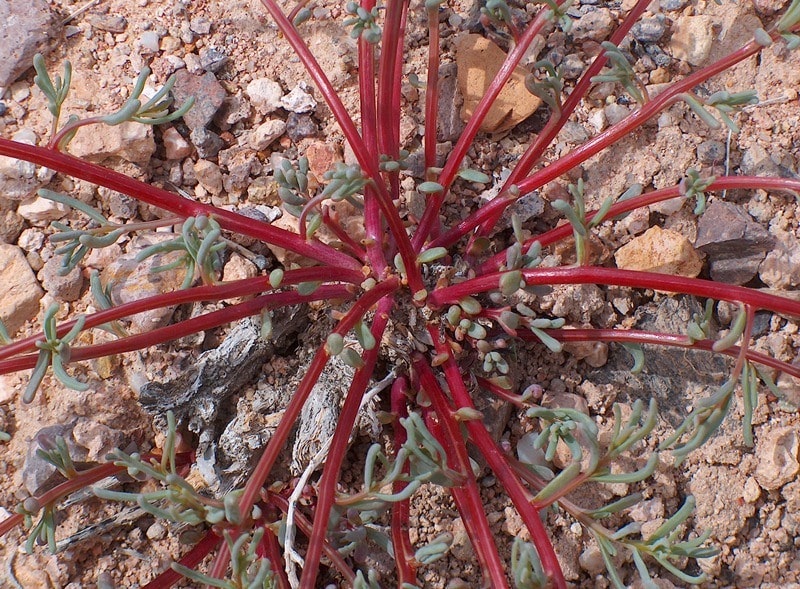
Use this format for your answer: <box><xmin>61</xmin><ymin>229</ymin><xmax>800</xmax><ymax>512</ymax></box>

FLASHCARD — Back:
<box><xmin>1</xmin><ymin>0</ymin><xmax>800</xmax><ymax>587</ymax></box>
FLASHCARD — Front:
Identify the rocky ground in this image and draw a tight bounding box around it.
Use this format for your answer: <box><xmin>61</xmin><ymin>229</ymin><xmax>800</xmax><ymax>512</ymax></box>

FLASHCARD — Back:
<box><xmin>0</xmin><ymin>0</ymin><xmax>799</xmax><ymax>587</ymax></box>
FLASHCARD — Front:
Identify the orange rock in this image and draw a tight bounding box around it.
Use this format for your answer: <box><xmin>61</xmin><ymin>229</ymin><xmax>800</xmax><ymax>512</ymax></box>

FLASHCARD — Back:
<box><xmin>455</xmin><ymin>34</ymin><xmax>542</xmax><ymax>133</ymax></box>
<box><xmin>614</xmin><ymin>226</ymin><xmax>703</xmax><ymax>277</ymax></box>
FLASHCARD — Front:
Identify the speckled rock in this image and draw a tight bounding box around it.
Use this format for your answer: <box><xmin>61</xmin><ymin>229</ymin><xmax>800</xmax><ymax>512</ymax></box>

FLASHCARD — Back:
<box><xmin>171</xmin><ymin>70</ymin><xmax>227</xmax><ymax>130</ymax></box>
<box><xmin>669</xmin><ymin>15</ymin><xmax>715</xmax><ymax>65</ymax></box>
<box><xmin>69</xmin><ymin>121</ymin><xmax>156</xmax><ymax>165</ymax></box>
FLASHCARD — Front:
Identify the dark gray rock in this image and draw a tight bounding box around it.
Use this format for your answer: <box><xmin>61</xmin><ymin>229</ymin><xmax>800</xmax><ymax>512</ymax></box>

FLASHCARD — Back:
<box><xmin>171</xmin><ymin>70</ymin><xmax>227</xmax><ymax>131</ymax></box>
<box><xmin>695</xmin><ymin>201</ymin><xmax>774</xmax><ymax>284</ymax></box>
<box><xmin>696</xmin><ymin>140</ymin><xmax>726</xmax><ymax>165</ymax></box>
<box><xmin>200</xmin><ymin>47</ymin><xmax>228</xmax><ymax>73</ymax></box>
<box><xmin>0</xmin><ymin>0</ymin><xmax>55</xmax><ymax>89</ymax></box>
<box><xmin>190</xmin><ymin>127</ymin><xmax>225</xmax><ymax>159</ymax></box>
<box><xmin>632</xmin><ymin>17</ymin><xmax>667</xmax><ymax>44</ymax></box>
<box><xmin>285</xmin><ymin>113</ymin><xmax>318</xmax><ymax>142</ymax></box>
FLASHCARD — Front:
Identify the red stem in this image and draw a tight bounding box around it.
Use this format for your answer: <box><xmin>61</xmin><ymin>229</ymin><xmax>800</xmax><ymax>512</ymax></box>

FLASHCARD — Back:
<box><xmin>476</xmin><ymin>175</ymin><xmax>800</xmax><ymax>273</ymax></box>
<box><xmin>414</xmin><ymin>355</ymin><xmax>510</xmax><ymax>588</ymax></box>
<box><xmin>512</xmin><ymin>39</ymin><xmax>766</xmax><ymax>199</ymax></box>
<box><xmin>142</xmin><ymin>531</ymin><xmax>222</xmax><ymax>589</ymax></box>
<box><xmin>235</xmin><ymin>277</ymin><xmax>401</xmax><ymax>528</ymax></box>
<box><xmin>424</xmin><ymin>6</ymin><xmax>441</xmax><ymax>173</ymax></box>
<box><xmin>299</xmin><ymin>297</ymin><xmax>393</xmax><ymax>588</ymax></box>
<box><xmin>428</xmin><ymin>266</ymin><xmax>800</xmax><ymax>318</ymax></box>
<box><xmin>0</xmin><ymin>138</ymin><xmax>359</xmax><ymax>270</ymax></box>
<box><xmin>0</xmin><ymin>285</ymin><xmax>353</xmax><ymax>373</ymax></box>
<box><xmin>357</xmin><ymin>2</ymin><xmax>388</xmax><ymax>273</ymax></box>
<box><xmin>270</xmin><ymin>493</ymin><xmax>357</xmax><ymax>584</ymax></box>
<box><xmin>524</xmin><ymin>328</ymin><xmax>800</xmax><ymax>380</ymax></box>
<box><xmin>257</xmin><ymin>0</ymin><xmax>425</xmax><ymax>296</ymax></box>
<box><xmin>412</xmin><ymin>4</ymin><xmax>561</xmax><ymax>250</ymax></box>
<box><xmin>390</xmin><ymin>376</ymin><xmax>418</xmax><ymax>587</ymax></box>
<box><xmin>0</xmin><ymin>268</ymin><xmax>362</xmax><ymax>362</ymax></box>
<box><xmin>426</xmin><ymin>328</ymin><xmax>567</xmax><ymax>588</ymax></box>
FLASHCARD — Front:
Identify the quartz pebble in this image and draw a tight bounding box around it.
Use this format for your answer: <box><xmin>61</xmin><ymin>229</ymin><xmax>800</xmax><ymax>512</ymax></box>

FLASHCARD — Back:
<box><xmin>162</xmin><ymin>127</ymin><xmax>193</xmax><ymax>160</ymax></box>
<box><xmin>246</xmin><ymin>78</ymin><xmax>284</xmax><ymax>115</ymax></box>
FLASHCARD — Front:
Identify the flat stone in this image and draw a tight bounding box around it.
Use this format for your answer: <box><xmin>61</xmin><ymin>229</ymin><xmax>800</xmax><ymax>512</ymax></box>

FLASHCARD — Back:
<box><xmin>755</xmin><ymin>426</ymin><xmax>799</xmax><ymax>491</ymax></box>
<box><xmin>171</xmin><ymin>70</ymin><xmax>227</xmax><ymax>131</ymax></box>
<box><xmin>39</xmin><ymin>256</ymin><xmax>84</xmax><ymax>302</ymax></box>
<box><xmin>669</xmin><ymin>15</ymin><xmax>715</xmax><ymax>66</ymax></box>
<box><xmin>456</xmin><ymin>34</ymin><xmax>542</xmax><ymax>133</ymax></box>
<box><xmin>17</xmin><ymin>195</ymin><xmax>68</xmax><ymax>222</ymax></box>
<box><xmin>0</xmin><ymin>243</ymin><xmax>43</xmax><ymax>335</ymax></box>
<box><xmin>304</xmin><ymin>140</ymin><xmax>338</xmax><ymax>178</ymax></box>
<box><xmin>0</xmin><ymin>0</ymin><xmax>55</xmax><ymax>89</ymax></box>
<box><xmin>694</xmin><ymin>201</ymin><xmax>774</xmax><ymax>284</ymax></box>
<box><xmin>615</xmin><ymin>226</ymin><xmax>702</xmax><ymax>277</ymax></box>
<box><xmin>246</xmin><ymin>78</ymin><xmax>284</xmax><ymax>115</ymax></box>
<box><xmin>69</xmin><ymin>121</ymin><xmax>155</xmax><ymax>165</ymax></box>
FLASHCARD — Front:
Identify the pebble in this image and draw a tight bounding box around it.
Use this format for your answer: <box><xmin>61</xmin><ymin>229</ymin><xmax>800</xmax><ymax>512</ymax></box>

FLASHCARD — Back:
<box><xmin>249</xmin><ymin>119</ymin><xmax>286</xmax><ymax>151</ymax></box>
<box><xmin>696</xmin><ymin>140</ymin><xmax>726</xmax><ymax>165</ymax></box>
<box><xmin>146</xmin><ymin>522</ymin><xmax>168</xmax><ymax>541</ymax></box>
<box><xmin>304</xmin><ymin>140</ymin><xmax>338</xmax><ymax>177</ymax></box>
<box><xmin>215</xmin><ymin>93</ymin><xmax>251</xmax><ymax>129</ymax></box>
<box><xmin>755</xmin><ymin>426</ymin><xmax>799</xmax><ymax>491</ymax></box>
<box><xmin>285</xmin><ymin>113</ymin><xmax>318</xmax><ymax>142</ymax></box>
<box><xmin>17</xmin><ymin>227</ymin><xmax>45</xmax><ymax>251</ymax></box>
<box><xmin>615</xmin><ymin>226</ymin><xmax>702</xmax><ymax>277</ymax></box>
<box><xmin>171</xmin><ymin>70</ymin><xmax>227</xmax><ymax>131</ymax></box>
<box><xmin>189</xmin><ymin>16</ymin><xmax>212</xmax><ymax>35</ymax></box>
<box><xmin>9</xmin><ymin>81</ymin><xmax>30</xmax><ymax>102</ymax></box>
<box><xmin>436</xmin><ymin>62</ymin><xmax>464</xmax><ymax>142</ymax></box>
<box><xmin>193</xmin><ymin>159</ymin><xmax>224</xmax><ymax>195</ymax></box>
<box><xmin>17</xmin><ymin>195</ymin><xmax>68</xmax><ymax>222</ymax></box>
<box><xmin>87</xmin><ymin>14</ymin><xmax>128</xmax><ymax>33</ymax></box>
<box><xmin>571</xmin><ymin>8</ymin><xmax>615</xmax><ymax>42</ymax></box>
<box><xmin>280</xmin><ymin>82</ymin><xmax>317</xmax><ymax>113</ymax></box>
<box><xmin>189</xmin><ymin>127</ymin><xmax>224</xmax><ymax>158</ymax></box>
<box><xmin>560</xmin><ymin>121</ymin><xmax>589</xmax><ymax>144</ymax></box>
<box><xmin>138</xmin><ymin>31</ymin><xmax>161</xmax><ymax>54</ymax></box>
<box><xmin>603</xmin><ymin>102</ymin><xmax>630</xmax><ymax>125</ymax></box>
<box><xmin>694</xmin><ymin>201</ymin><xmax>774</xmax><ymax>284</ymax></box>
<box><xmin>200</xmin><ymin>47</ymin><xmax>228</xmax><ymax>73</ymax></box>
<box><xmin>660</xmin><ymin>0</ymin><xmax>690</xmax><ymax>10</ymax></box>
<box><xmin>0</xmin><ymin>0</ymin><xmax>55</xmax><ymax>88</ymax></box>
<box><xmin>632</xmin><ymin>17</ymin><xmax>667</xmax><ymax>43</ymax></box>
<box><xmin>0</xmin><ymin>243</ymin><xmax>43</xmax><ymax>335</ymax></box>
<box><xmin>220</xmin><ymin>146</ymin><xmax>262</xmax><ymax>196</ymax></box>
<box><xmin>0</xmin><ymin>209</ymin><xmax>24</xmax><ymax>243</ymax></box>
<box><xmin>669</xmin><ymin>16</ymin><xmax>715</xmax><ymax>65</ymax></box>
<box><xmin>162</xmin><ymin>127</ymin><xmax>193</xmax><ymax>160</ymax></box>
<box><xmin>39</xmin><ymin>256</ymin><xmax>84</xmax><ymax>302</ymax></box>
<box><xmin>246</xmin><ymin>78</ymin><xmax>284</xmax><ymax>115</ymax></box>
<box><xmin>222</xmin><ymin>253</ymin><xmax>258</xmax><ymax>284</ymax></box>
<box><xmin>560</xmin><ymin>53</ymin><xmax>585</xmax><ymax>80</ymax></box>
<box><xmin>69</xmin><ymin>121</ymin><xmax>156</xmax><ymax>164</ymax></box>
